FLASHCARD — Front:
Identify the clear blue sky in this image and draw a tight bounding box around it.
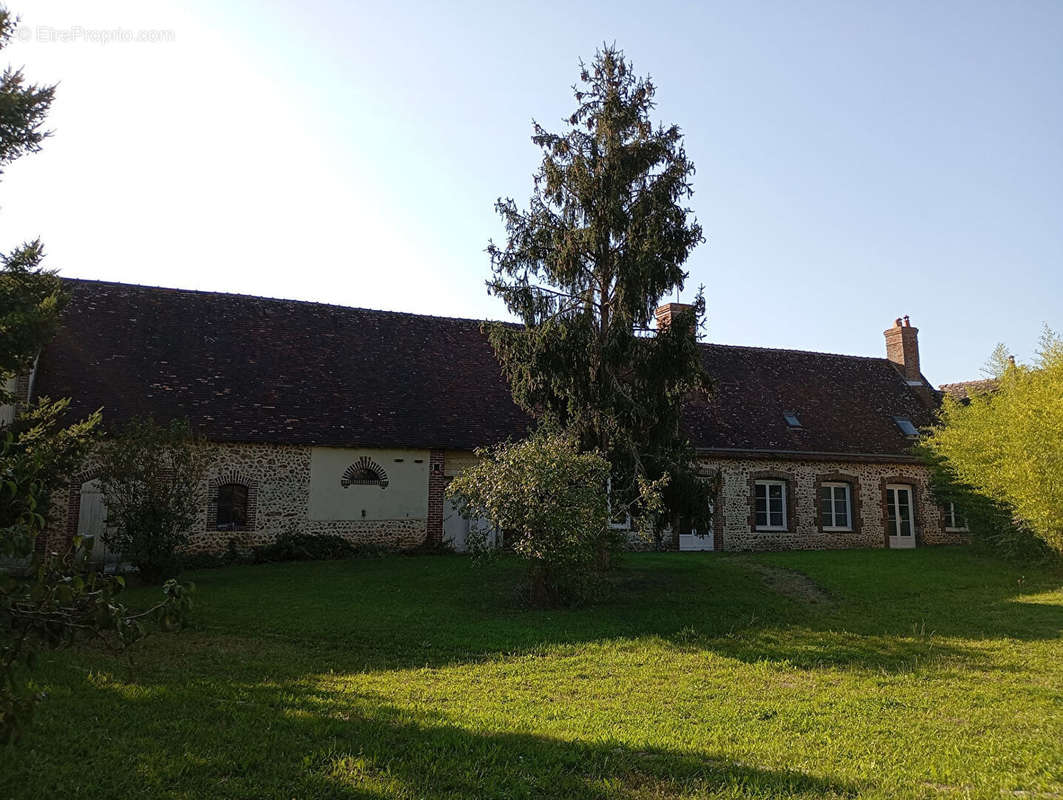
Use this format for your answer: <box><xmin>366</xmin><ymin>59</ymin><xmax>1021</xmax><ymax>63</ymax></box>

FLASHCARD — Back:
<box><xmin>3</xmin><ymin>0</ymin><xmax>1060</xmax><ymax>383</ymax></box>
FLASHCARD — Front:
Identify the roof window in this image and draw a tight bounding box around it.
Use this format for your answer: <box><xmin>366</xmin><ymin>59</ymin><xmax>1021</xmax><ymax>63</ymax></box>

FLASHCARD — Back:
<box><xmin>783</xmin><ymin>411</ymin><xmax>802</xmax><ymax>428</ymax></box>
<box><xmin>893</xmin><ymin>416</ymin><xmax>919</xmax><ymax>437</ymax></box>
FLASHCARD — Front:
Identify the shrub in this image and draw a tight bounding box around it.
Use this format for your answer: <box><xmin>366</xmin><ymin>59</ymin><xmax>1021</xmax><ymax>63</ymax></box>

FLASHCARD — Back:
<box><xmin>251</xmin><ymin>532</ymin><xmax>382</xmax><ymax>563</ymax></box>
<box><xmin>179</xmin><ymin>551</ymin><xmax>227</xmax><ymax>571</ymax></box>
<box><xmin>923</xmin><ymin>328</ymin><xmax>1063</xmax><ymax>556</ymax></box>
<box><xmin>921</xmin><ymin>447</ymin><xmax>1055</xmax><ymax>563</ymax></box>
<box><xmin>446</xmin><ymin>433</ymin><xmax>617</xmax><ymax>606</ymax></box>
<box><xmin>97</xmin><ymin>418</ymin><xmax>208</xmax><ymax>583</ymax></box>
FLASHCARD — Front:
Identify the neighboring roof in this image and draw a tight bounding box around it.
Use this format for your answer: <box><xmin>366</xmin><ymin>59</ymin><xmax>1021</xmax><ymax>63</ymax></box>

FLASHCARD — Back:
<box><xmin>34</xmin><ymin>279</ymin><xmax>937</xmax><ymax>459</ymax></box>
<box><xmin>939</xmin><ymin>379</ymin><xmax>997</xmax><ymax>401</ymax></box>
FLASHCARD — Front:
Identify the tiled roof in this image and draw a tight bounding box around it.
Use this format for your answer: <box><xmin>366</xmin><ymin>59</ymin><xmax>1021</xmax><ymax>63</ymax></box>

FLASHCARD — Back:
<box><xmin>687</xmin><ymin>344</ymin><xmax>937</xmax><ymax>457</ymax></box>
<box><xmin>36</xmin><ymin>280</ymin><xmax>530</xmax><ymax>450</ymax></box>
<box><xmin>939</xmin><ymin>379</ymin><xmax>997</xmax><ymax>401</ymax></box>
<box><xmin>34</xmin><ymin>279</ymin><xmax>937</xmax><ymax>459</ymax></box>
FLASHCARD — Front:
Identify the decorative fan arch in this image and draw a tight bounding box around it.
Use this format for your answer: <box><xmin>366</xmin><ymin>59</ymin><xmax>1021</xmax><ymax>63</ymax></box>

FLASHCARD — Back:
<box><xmin>340</xmin><ymin>457</ymin><xmax>389</xmax><ymax>489</ymax></box>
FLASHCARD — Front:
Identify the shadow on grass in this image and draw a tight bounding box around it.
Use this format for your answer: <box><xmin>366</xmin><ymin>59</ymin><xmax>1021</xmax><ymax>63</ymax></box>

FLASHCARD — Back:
<box><xmin>10</xmin><ymin>679</ymin><xmax>859</xmax><ymax>800</ymax></box>
<box><xmin>160</xmin><ymin>548</ymin><xmax>1063</xmax><ymax>677</ymax></box>
<box><xmin>4</xmin><ymin>550</ymin><xmax>1060</xmax><ymax>798</ymax></box>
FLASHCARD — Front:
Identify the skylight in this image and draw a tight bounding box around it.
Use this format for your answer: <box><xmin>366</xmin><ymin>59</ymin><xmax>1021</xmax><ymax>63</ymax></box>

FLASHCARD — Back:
<box><xmin>893</xmin><ymin>416</ymin><xmax>919</xmax><ymax>437</ymax></box>
<box><xmin>783</xmin><ymin>411</ymin><xmax>802</xmax><ymax>428</ymax></box>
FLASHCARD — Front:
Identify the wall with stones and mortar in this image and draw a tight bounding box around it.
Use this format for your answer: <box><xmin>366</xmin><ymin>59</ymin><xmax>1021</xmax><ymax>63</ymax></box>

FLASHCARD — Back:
<box><xmin>43</xmin><ymin>442</ymin><xmax>430</xmax><ymax>556</ymax></box>
<box><xmin>698</xmin><ymin>455</ymin><xmax>968</xmax><ymax>552</ymax></box>
<box><xmin>186</xmin><ymin>443</ymin><xmax>429</xmax><ymax>554</ymax></box>
<box><xmin>41</xmin><ymin>444</ymin><xmax>969</xmax><ymax>557</ymax></box>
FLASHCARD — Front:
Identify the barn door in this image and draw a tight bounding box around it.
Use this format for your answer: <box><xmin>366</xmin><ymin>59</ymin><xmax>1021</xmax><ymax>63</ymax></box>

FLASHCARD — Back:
<box><xmin>442</xmin><ymin>497</ymin><xmax>468</xmax><ymax>552</ymax></box>
<box><xmin>77</xmin><ymin>479</ymin><xmax>116</xmax><ymax>565</ymax></box>
<box><xmin>442</xmin><ymin>497</ymin><xmax>497</xmax><ymax>553</ymax></box>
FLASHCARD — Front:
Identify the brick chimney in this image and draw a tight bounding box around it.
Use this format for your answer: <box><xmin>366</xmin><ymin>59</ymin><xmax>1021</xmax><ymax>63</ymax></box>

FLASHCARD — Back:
<box><xmin>884</xmin><ymin>315</ymin><xmax>921</xmax><ymax>381</ymax></box>
<box><xmin>655</xmin><ymin>303</ymin><xmax>694</xmax><ymax>333</ymax></box>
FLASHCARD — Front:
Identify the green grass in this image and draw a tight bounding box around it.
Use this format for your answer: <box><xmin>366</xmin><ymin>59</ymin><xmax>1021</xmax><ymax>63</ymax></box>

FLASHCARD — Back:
<box><xmin>2</xmin><ymin>548</ymin><xmax>1061</xmax><ymax>799</ymax></box>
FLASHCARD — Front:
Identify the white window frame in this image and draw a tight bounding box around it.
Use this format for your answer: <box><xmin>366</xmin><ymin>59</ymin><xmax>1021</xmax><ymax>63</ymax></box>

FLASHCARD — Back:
<box><xmin>820</xmin><ymin>482</ymin><xmax>853</xmax><ymax>532</ymax></box>
<box><xmin>944</xmin><ymin>502</ymin><xmax>969</xmax><ymax>533</ymax></box>
<box><xmin>885</xmin><ymin>483</ymin><xmax>916</xmax><ymax>544</ymax></box>
<box><xmin>754</xmin><ymin>479</ymin><xmax>788</xmax><ymax>532</ymax></box>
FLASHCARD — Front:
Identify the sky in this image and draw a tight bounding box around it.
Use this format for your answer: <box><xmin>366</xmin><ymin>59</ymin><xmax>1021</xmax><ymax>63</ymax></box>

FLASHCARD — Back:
<box><xmin>1</xmin><ymin>0</ymin><xmax>1060</xmax><ymax>384</ymax></box>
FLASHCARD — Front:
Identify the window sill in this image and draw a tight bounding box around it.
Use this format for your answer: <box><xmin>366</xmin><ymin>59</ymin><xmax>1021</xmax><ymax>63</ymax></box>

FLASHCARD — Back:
<box><xmin>945</xmin><ymin>527</ymin><xmax>969</xmax><ymax>533</ymax></box>
<box><xmin>754</xmin><ymin>527</ymin><xmax>789</xmax><ymax>533</ymax></box>
<box><xmin>822</xmin><ymin>526</ymin><xmax>854</xmax><ymax>533</ymax></box>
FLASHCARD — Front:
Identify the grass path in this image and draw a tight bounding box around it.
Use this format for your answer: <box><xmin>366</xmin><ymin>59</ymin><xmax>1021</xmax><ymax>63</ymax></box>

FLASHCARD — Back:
<box><xmin>2</xmin><ymin>548</ymin><xmax>1061</xmax><ymax>799</ymax></box>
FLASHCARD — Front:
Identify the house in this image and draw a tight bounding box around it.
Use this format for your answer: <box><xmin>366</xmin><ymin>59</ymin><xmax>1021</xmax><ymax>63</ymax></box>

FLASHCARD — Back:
<box><xmin>18</xmin><ymin>279</ymin><xmax>969</xmax><ymax>556</ymax></box>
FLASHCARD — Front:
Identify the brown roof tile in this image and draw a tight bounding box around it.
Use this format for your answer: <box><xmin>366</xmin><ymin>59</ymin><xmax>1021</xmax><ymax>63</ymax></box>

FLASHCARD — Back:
<box><xmin>938</xmin><ymin>379</ymin><xmax>997</xmax><ymax>401</ymax></box>
<box><xmin>34</xmin><ymin>279</ymin><xmax>937</xmax><ymax>459</ymax></box>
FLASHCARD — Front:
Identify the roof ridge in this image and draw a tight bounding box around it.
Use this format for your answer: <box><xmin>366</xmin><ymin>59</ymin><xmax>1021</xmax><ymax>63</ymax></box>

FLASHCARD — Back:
<box><xmin>939</xmin><ymin>378</ymin><xmax>994</xmax><ymax>388</ymax></box>
<box><xmin>63</xmin><ymin>277</ymin><xmax>885</xmax><ymax>361</ymax></box>
<box><xmin>61</xmin><ymin>277</ymin><xmax>503</xmax><ymax>327</ymax></box>
<box><xmin>698</xmin><ymin>340</ymin><xmax>887</xmax><ymax>362</ymax></box>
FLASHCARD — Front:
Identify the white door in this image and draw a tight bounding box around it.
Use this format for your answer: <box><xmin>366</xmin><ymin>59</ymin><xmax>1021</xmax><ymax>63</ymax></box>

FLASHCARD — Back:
<box><xmin>886</xmin><ymin>484</ymin><xmax>916</xmax><ymax>549</ymax></box>
<box><xmin>442</xmin><ymin>497</ymin><xmax>497</xmax><ymax>553</ymax></box>
<box><xmin>77</xmin><ymin>479</ymin><xmax>116</xmax><ymax>564</ymax></box>
<box><xmin>678</xmin><ymin>497</ymin><xmax>715</xmax><ymax>551</ymax></box>
<box><xmin>678</xmin><ymin>530</ymin><xmax>714</xmax><ymax>551</ymax></box>
<box><xmin>442</xmin><ymin>497</ymin><xmax>468</xmax><ymax>552</ymax></box>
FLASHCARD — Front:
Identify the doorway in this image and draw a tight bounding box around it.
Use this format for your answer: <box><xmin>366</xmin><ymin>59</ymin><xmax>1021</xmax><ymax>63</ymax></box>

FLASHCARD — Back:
<box><xmin>885</xmin><ymin>484</ymin><xmax>916</xmax><ymax>549</ymax></box>
<box><xmin>77</xmin><ymin>479</ymin><xmax>117</xmax><ymax>566</ymax></box>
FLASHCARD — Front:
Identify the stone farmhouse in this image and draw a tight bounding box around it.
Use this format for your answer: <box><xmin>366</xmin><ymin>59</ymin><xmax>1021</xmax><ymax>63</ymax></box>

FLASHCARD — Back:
<box><xmin>12</xmin><ymin>279</ymin><xmax>970</xmax><ymax>557</ymax></box>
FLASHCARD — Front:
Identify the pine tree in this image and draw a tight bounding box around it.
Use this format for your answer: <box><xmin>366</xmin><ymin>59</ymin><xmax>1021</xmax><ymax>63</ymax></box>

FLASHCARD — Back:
<box><xmin>0</xmin><ymin>7</ymin><xmax>189</xmax><ymax>742</ymax></box>
<box><xmin>486</xmin><ymin>45</ymin><xmax>711</xmax><ymax>534</ymax></box>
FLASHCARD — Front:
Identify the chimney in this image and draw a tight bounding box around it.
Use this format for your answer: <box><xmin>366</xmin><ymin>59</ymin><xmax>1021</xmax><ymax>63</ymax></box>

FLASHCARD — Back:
<box><xmin>655</xmin><ymin>303</ymin><xmax>694</xmax><ymax>333</ymax></box>
<box><xmin>884</xmin><ymin>315</ymin><xmax>921</xmax><ymax>382</ymax></box>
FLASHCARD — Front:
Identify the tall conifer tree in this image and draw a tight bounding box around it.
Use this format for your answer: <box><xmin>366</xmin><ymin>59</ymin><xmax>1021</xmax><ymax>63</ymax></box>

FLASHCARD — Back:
<box><xmin>487</xmin><ymin>46</ymin><xmax>712</xmax><ymax>529</ymax></box>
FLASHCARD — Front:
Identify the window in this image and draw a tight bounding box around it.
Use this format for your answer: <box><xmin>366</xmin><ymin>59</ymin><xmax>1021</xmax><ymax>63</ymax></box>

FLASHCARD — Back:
<box><xmin>893</xmin><ymin>416</ymin><xmax>919</xmax><ymax>437</ymax></box>
<box><xmin>216</xmin><ymin>483</ymin><xmax>248</xmax><ymax>530</ymax></box>
<box><xmin>754</xmin><ymin>480</ymin><xmax>787</xmax><ymax>531</ymax></box>
<box><xmin>819</xmin><ymin>482</ymin><xmax>852</xmax><ymax>531</ymax></box>
<box><xmin>340</xmin><ymin>457</ymin><xmax>389</xmax><ymax>488</ymax></box>
<box><xmin>783</xmin><ymin>411</ymin><xmax>802</xmax><ymax>428</ymax></box>
<box><xmin>944</xmin><ymin>502</ymin><xmax>968</xmax><ymax>532</ymax></box>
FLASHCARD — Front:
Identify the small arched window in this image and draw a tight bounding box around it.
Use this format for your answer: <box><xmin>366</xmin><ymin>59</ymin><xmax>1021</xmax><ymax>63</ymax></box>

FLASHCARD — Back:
<box><xmin>341</xmin><ymin>457</ymin><xmax>389</xmax><ymax>488</ymax></box>
<box><xmin>216</xmin><ymin>483</ymin><xmax>248</xmax><ymax>530</ymax></box>
<box><xmin>350</xmin><ymin>466</ymin><xmax>380</xmax><ymax>483</ymax></box>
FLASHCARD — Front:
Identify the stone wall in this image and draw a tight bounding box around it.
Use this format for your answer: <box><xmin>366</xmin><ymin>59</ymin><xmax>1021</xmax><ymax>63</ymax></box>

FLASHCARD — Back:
<box><xmin>186</xmin><ymin>443</ymin><xmax>429</xmax><ymax>553</ymax></box>
<box><xmin>46</xmin><ymin>442</ymin><xmax>430</xmax><ymax>556</ymax></box>
<box><xmin>42</xmin><ymin>443</ymin><xmax>968</xmax><ymax>557</ymax></box>
<box><xmin>698</xmin><ymin>455</ymin><xmax>967</xmax><ymax>551</ymax></box>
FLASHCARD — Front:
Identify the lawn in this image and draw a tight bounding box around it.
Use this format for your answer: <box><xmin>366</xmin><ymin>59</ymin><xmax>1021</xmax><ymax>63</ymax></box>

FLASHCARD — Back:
<box><xmin>2</xmin><ymin>548</ymin><xmax>1061</xmax><ymax>799</ymax></box>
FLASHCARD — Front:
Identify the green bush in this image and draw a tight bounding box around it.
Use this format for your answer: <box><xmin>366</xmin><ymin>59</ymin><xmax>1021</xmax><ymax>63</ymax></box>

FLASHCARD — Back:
<box><xmin>446</xmin><ymin>433</ymin><xmax>617</xmax><ymax>606</ymax></box>
<box><xmin>97</xmin><ymin>417</ymin><xmax>208</xmax><ymax>583</ymax></box>
<box><xmin>921</xmin><ymin>448</ymin><xmax>1055</xmax><ymax>563</ymax></box>
<box><xmin>251</xmin><ymin>533</ymin><xmax>383</xmax><ymax>563</ymax></box>
<box><xmin>923</xmin><ymin>329</ymin><xmax>1063</xmax><ymax>556</ymax></box>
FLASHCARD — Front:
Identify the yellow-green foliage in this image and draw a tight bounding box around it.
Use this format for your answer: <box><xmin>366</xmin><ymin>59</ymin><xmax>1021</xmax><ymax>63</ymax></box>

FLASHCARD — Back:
<box><xmin>925</xmin><ymin>329</ymin><xmax>1063</xmax><ymax>553</ymax></box>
